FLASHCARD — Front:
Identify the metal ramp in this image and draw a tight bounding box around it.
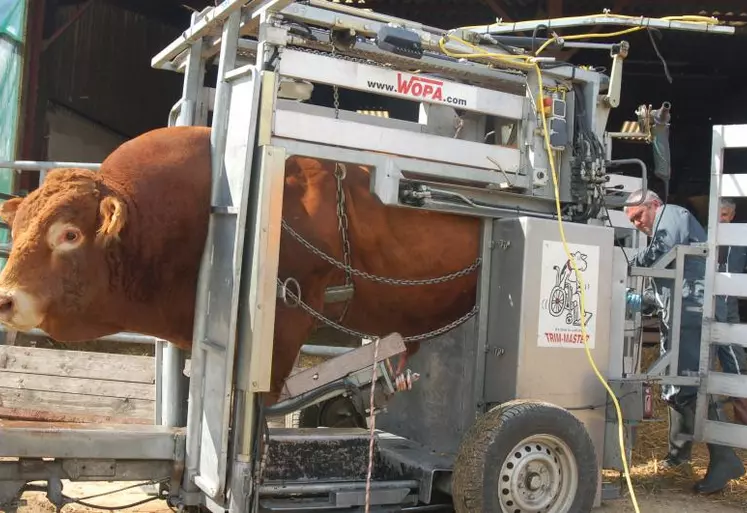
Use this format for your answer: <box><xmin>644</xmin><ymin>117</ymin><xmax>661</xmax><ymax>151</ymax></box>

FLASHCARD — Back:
<box><xmin>694</xmin><ymin>124</ymin><xmax>747</xmax><ymax>448</ymax></box>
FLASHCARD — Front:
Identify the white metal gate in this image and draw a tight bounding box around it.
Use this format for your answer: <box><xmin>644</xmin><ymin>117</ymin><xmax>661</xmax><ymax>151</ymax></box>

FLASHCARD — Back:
<box><xmin>694</xmin><ymin>124</ymin><xmax>747</xmax><ymax>448</ymax></box>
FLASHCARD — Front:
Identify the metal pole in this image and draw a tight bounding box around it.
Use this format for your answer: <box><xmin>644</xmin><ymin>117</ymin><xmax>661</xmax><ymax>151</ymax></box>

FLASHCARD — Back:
<box><xmin>161</xmin><ymin>340</ymin><xmax>189</xmax><ymax>427</ymax></box>
<box><xmin>0</xmin><ymin>160</ymin><xmax>101</xmax><ymax>171</ymax></box>
<box><xmin>0</xmin><ymin>324</ymin><xmax>159</xmax><ymax>344</ymax></box>
<box><xmin>299</xmin><ymin>344</ymin><xmax>353</xmax><ymax>357</ymax></box>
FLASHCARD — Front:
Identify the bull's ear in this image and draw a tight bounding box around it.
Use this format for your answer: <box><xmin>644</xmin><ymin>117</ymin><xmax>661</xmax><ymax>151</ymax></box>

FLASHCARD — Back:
<box><xmin>97</xmin><ymin>196</ymin><xmax>127</xmax><ymax>244</ymax></box>
<box><xmin>0</xmin><ymin>198</ymin><xmax>22</xmax><ymax>226</ymax></box>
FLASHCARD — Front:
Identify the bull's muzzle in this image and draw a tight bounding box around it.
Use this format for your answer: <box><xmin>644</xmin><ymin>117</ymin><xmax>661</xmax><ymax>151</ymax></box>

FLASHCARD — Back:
<box><xmin>0</xmin><ymin>288</ymin><xmax>43</xmax><ymax>331</ymax></box>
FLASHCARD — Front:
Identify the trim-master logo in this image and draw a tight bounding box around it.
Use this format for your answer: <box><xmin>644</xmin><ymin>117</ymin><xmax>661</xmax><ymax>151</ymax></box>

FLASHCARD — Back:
<box><xmin>367</xmin><ymin>73</ymin><xmax>468</xmax><ymax>106</ymax></box>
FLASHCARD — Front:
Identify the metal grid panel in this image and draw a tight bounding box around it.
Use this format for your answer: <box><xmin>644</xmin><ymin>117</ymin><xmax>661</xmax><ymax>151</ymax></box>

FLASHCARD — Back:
<box><xmin>694</xmin><ymin>123</ymin><xmax>747</xmax><ymax>444</ymax></box>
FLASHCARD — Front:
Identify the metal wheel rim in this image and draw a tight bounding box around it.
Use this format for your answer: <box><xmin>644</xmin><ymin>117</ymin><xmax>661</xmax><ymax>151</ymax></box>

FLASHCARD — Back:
<box><xmin>497</xmin><ymin>434</ymin><xmax>579</xmax><ymax>513</ymax></box>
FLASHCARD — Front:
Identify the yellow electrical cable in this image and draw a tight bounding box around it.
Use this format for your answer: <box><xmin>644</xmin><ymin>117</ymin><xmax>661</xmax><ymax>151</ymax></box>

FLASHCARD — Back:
<box><xmin>533</xmin><ymin>14</ymin><xmax>721</xmax><ymax>56</ymax></box>
<box><xmin>532</xmin><ymin>62</ymin><xmax>641</xmax><ymax>513</ymax></box>
<box><xmin>458</xmin><ymin>11</ymin><xmax>720</xmax><ymax>34</ymax></box>
<box><xmin>436</xmin><ymin>32</ymin><xmax>644</xmax><ymax>512</ymax></box>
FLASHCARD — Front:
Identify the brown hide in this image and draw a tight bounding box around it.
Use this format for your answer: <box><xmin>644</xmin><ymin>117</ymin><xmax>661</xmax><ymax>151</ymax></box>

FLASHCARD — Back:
<box><xmin>0</xmin><ymin>126</ymin><xmax>480</xmax><ymax>402</ymax></box>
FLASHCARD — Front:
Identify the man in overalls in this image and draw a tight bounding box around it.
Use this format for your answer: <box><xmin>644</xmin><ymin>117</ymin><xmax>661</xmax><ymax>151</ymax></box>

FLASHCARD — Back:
<box><xmin>625</xmin><ymin>189</ymin><xmax>745</xmax><ymax>494</ymax></box>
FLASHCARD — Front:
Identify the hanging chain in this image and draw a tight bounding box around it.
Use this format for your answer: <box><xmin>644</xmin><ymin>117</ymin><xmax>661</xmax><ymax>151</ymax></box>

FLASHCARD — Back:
<box><xmin>333</xmin><ymin>162</ymin><xmax>354</xmax><ymax>322</ymax></box>
<box><xmin>331</xmin><ymin>44</ymin><xmax>341</xmax><ymax>120</ymax></box>
<box><xmin>277</xmin><ymin>277</ymin><xmax>479</xmax><ymax>342</ymax></box>
<box><xmin>281</xmin><ymin>219</ymin><xmax>481</xmax><ymax>286</ymax></box>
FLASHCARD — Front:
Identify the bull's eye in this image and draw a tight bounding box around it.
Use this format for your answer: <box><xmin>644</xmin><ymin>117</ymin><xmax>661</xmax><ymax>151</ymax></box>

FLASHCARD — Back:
<box><xmin>64</xmin><ymin>231</ymin><xmax>78</xmax><ymax>242</ymax></box>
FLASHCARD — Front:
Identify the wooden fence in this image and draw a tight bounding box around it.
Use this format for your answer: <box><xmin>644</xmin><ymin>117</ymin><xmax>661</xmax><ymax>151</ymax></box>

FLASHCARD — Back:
<box><xmin>0</xmin><ymin>345</ymin><xmax>156</xmax><ymax>424</ymax></box>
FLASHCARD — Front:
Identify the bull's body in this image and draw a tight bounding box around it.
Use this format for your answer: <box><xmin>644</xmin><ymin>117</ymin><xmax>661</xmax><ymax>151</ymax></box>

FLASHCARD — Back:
<box><xmin>0</xmin><ymin>126</ymin><xmax>480</xmax><ymax>400</ymax></box>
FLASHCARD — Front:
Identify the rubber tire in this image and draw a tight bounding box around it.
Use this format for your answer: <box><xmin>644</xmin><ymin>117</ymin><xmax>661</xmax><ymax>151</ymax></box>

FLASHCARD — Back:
<box><xmin>451</xmin><ymin>399</ymin><xmax>599</xmax><ymax>513</ymax></box>
<box><xmin>297</xmin><ymin>396</ymin><xmax>367</xmax><ymax>428</ymax></box>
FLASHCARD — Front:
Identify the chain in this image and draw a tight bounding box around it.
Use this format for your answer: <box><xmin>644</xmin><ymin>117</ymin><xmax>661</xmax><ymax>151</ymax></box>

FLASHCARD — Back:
<box><xmin>277</xmin><ymin>278</ymin><xmax>479</xmax><ymax>342</ymax></box>
<box><xmin>333</xmin><ymin>162</ymin><xmax>354</xmax><ymax>322</ymax></box>
<box><xmin>281</xmin><ymin>219</ymin><xmax>481</xmax><ymax>286</ymax></box>
<box><xmin>330</xmin><ymin>44</ymin><xmax>341</xmax><ymax>119</ymax></box>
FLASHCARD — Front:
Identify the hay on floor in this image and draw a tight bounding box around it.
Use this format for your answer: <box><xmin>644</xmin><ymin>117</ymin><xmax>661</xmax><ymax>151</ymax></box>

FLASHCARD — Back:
<box><xmin>607</xmin><ymin>345</ymin><xmax>747</xmax><ymax>508</ymax></box>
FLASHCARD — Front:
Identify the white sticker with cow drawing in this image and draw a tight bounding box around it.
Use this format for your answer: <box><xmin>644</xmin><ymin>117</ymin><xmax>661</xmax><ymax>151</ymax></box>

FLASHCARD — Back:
<box><xmin>537</xmin><ymin>240</ymin><xmax>599</xmax><ymax>349</ymax></box>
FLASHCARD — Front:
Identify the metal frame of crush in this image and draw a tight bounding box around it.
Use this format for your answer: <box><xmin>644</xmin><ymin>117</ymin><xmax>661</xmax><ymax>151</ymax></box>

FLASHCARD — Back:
<box><xmin>0</xmin><ymin>1</ymin><xmax>740</xmax><ymax>512</ymax></box>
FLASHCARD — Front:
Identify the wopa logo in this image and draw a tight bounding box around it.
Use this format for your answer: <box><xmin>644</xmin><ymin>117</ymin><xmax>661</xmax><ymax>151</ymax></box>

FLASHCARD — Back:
<box><xmin>396</xmin><ymin>74</ymin><xmax>444</xmax><ymax>101</ymax></box>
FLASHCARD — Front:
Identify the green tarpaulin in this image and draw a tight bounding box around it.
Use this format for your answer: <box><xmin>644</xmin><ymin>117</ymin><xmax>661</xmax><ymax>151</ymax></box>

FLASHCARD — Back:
<box><xmin>0</xmin><ymin>0</ymin><xmax>25</xmax><ymax>41</ymax></box>
<box><xmin>0</xmin><ymin>0</ymin><xmax>27</xmax><ymax>266</ymax></box>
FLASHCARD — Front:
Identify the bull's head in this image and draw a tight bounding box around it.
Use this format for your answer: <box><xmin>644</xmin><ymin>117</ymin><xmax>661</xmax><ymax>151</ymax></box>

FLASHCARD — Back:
<box><xmin>0</xmin><ymin>168</ymin><xmax>126</xmax><ymax>340</ymax></box>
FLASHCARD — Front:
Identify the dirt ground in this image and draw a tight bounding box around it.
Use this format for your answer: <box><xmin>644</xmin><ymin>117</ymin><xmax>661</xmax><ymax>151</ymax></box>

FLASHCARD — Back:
<box><xmin>14</xmin><ymin>485</ymin><xmax>747</xmax><ymax>512</ymax></box>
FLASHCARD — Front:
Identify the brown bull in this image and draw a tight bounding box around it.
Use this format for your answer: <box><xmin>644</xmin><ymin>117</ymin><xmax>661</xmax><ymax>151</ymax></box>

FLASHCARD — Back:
<box><xmin>0</xmin><ymin>126</ymin><xmax>480</xmax><ymax>401</ymax></box>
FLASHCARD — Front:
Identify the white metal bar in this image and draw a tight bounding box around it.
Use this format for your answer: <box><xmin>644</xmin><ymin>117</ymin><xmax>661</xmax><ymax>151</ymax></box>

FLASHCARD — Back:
<box><xmin>695</xmin><ymin>123</ymin><xmax>726</xmax><ymax>442</ymax></box>
<box><xmin>702</xmin><ymin>420</ymin><xmax>747</xmax><ymax>450</ymax></box>
<box><xmin>714</xmin><ymin>272</ymin><xmax>747</xmax><ymax>297</ymax></box>
<box><xmin>719</xmin><ymin>174</ymin><xmax>747</xmax><ymax>198</ymax></box>
<box><xmin>276</xmin><ymin>48</ymin><xmax>525</xmax><ymax>120</ymax></box>
<box><xmin>605</xmin><ymin>173</ymin><xmax>642</xmax><ymax>194</ymax></box>
<box><xmin>278</xmin><ymin>98</ymin><xmax>423</xmax><ymax>133</ymax></box>
<box><xmin>186</xmin><ymin>8</ymin><xmax>243</xmax><ymax>501</ymax></box>
<box><xmin>706</xmin><ymin>372</ymin><xmax>747</xmax><ymax>399</ymax></box>
<box><xmin>0</xmin><ymin>424</ymin><xmax>182</xmax><ymax>459</ymax></box>
<box><xmin>480</xmin><ymin>14</ymin><xmax>735</xmax><ymax>35</ymax></box>
<box><xmin>155</xmin><ymin>341</ymin><xmax>164</xmax><ymax>425</ymax></box>
<box><xmin>247</xmin><ymin>145</ymin><xmax>285</xmax><ymax>393</ymax></box>
<box><xmin>307</xmin><ymin>0</ymin><xmax>434</xmax><ymax>31</ymax></box>
<box><xmin>151</xmin><ymin>0</ymin><xmax>292</xmax><ymax>70</ymax></box>
<box><xmin>0</xmin><ymin>324</ymin><xmax>158</xmax><ymax>344</ymax></box>
<box><xmin>716</xmin><ymin>222</ymin><xmax>747</xmax><ymax>247</ymax></box>
<box><xmin>0</xmin><ymin>160</ymin><xmax>101</xmax><ymax>171</ymax></box>
<box><xmin>151</xmin><ymin>0</ymin><xmax>249</xmax><ymax>69</ymax></box>
<box><xmin>715</xmin><ymin>124</ymin><xmax>747</xmax><ymax>149</ymax></box>
<box><xmin>710</xmin><ymin>322</ymin><xmax>747</xmax><ymax>348</ymax></box>
<box><xmin>273</xmin><ymin>109</ymin><xmax>522</xmax><ymax>172</ymax></box>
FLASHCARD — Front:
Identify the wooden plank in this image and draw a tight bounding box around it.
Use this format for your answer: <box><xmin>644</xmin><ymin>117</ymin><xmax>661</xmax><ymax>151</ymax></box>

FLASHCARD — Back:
<box><xmin>0</xmin><ymin>372</ymin><xmax>155</xmax><ymax>401</ymax></box>
<box><xmin>0</xmin><ymin>387</ymin><xmax>153</xmax><ymax>421</ymax></box>
<box><xmin>0</xmin><ymin>406</ymin><xmax>151</xmax><ymax>425</ymax></box>
<box><xmin>0</xmin><ymin>346</ymin><xmax>155</xmax><ymax>384</ymax></box>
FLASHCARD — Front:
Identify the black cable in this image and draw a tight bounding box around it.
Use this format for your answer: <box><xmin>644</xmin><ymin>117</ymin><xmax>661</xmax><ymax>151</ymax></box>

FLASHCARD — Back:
<box><xmin>75</xmin><ymin>479</ymin><xmax>169</xmax><ymax>501</ymax></box>
<box><xmin>646</xmin><ymin>28</ymin><xmax>672</xmax><ymax>84</ymax></box>
<box><xmin>564</xmin><ymin>389</ymin><xmax>640</xmax><ymax>411</ymax></box>
<box><xmin>531</xmin><ymin>23</ymin><xmax>548</xmax><ymax>55</ymax></box>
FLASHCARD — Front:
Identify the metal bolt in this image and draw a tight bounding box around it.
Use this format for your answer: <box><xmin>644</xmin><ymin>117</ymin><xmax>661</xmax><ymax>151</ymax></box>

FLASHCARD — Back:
<box><xmin>528</xmin><ymin>474</ymin><xmax>542</xmax><ymax>490</ymax></box>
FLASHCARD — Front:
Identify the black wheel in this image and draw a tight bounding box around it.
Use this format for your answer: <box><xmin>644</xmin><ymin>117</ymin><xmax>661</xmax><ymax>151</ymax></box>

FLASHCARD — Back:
<box><xmin>452</xmin><ymin>400</ymin><xmax>598</xmax><ymax>513</ymax></box>
<box><xmin>297</xmin><ymin>395</ymin><xmax>367</xmax><ymax>428</ymax></box>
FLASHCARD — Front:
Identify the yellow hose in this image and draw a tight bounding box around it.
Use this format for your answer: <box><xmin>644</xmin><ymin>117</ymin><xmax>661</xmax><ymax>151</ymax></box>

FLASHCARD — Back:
<box><xmin>532</xmin><ymin>14</ymin><xmax>720</xmax><ymax>56</ymax></box>
<box><xmin>458</xmin><ymin>11</ymin><xmax>720</xmax><ymax>35</ymax></box>
<box><xmin>436</xmin><ymin>29</ymin><xmax>652</xmax><ymax>513</ymax></box>
<box><xmin>531</xmin><ymin>62</ymin><xmax>641</xmax><ymax>513</ymax></box>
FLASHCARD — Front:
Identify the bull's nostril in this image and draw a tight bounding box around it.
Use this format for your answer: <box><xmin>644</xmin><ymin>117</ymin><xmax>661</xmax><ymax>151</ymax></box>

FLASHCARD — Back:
<box><xmin>0</xmin><ymin>297</ymin><xmax>13</xmax><ymax>315</ymax></box>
